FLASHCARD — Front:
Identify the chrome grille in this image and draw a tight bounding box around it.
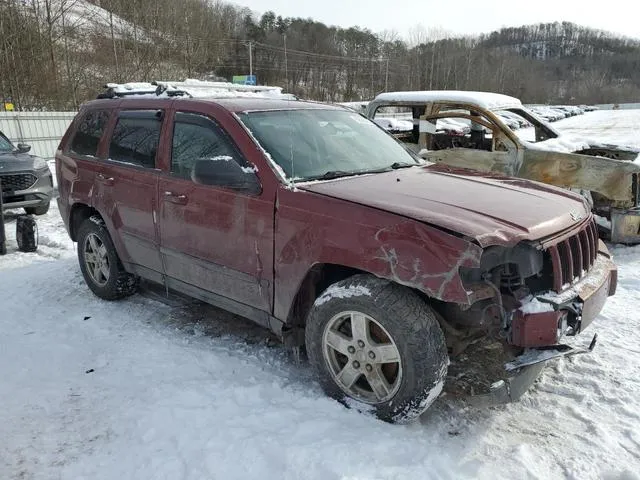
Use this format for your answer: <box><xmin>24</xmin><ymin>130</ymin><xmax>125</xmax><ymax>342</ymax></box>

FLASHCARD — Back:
<box><xmin>546</xmin><ymin>219</ymin><xmax>598</xmax><ymax>292</ymax></box>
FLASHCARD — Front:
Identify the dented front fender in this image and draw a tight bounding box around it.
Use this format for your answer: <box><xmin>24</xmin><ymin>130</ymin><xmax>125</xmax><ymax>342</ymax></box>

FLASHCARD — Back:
<box><xmin>274</xmin><ymin>187</ymin><xmax>483</xmax><ymax>322</ymax></box>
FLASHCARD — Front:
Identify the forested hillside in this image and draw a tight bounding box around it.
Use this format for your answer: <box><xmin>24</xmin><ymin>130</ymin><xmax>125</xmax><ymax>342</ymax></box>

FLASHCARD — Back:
<box><xmin>1</xmin><ymin>0</ymin><xmax>639</xmax><ymax>109</ymax></box>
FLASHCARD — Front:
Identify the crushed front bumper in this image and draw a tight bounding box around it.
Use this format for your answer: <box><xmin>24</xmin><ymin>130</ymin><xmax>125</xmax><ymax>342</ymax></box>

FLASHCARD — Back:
<box><xmin>467</xmin><ymin>334</ymin><xmax>598</xmax><ymax>407</ymax></box>
<box><xmin>467</xmin><ymin>242</ymin><xmax>615</xmax><ymax>407</ymax></box>
<box><xmin>512</xmin><ymin>241</ymin><xmax>616</xmax><ymax>347</ymax></box>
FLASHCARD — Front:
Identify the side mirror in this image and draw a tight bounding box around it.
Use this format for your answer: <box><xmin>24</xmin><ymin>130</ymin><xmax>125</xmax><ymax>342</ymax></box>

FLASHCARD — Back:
<box><xmin>191</xmin><ymin>157</ymin><xmax>261</xmax><ymax>194</ymax></box>
<box><xmin>17</xmin><ymin>143</ymin><xmax>31</xmax><ymax>153</ymax></box>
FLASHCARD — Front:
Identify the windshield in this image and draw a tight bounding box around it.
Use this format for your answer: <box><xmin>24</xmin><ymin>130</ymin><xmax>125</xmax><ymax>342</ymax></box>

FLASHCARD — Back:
<box><xmin>238</xmin><ymin>109</ymin><xmax>423</xmax><ymax>182</ymax></box>
<box><xmin>0</xmin><ymin>133</ymin><xmax>14</xmax><ymax>152</ymax></box>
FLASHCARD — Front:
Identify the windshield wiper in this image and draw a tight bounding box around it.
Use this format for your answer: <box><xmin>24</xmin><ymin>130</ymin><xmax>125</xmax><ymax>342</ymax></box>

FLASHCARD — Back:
<box><xmin>390</xmin><ymin>162</ymin><xmax>415</xmax><ymax>169</ymax></box>
<box><xmin>302</xmin><ymin>170</ymin><xmax>356</xmax><ymax>181</ymax></box>
<box><xmin>300</xmin><ymin>163</ymin><xmax>418</xmax><ymax>182</ymax></box>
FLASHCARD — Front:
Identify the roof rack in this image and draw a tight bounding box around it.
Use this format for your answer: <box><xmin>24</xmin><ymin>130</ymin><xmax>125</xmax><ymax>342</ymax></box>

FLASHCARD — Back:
<box><xmin>97</xmin><ymin>79</ymin><xmax>296</xmax><ymax>100</ymax></box>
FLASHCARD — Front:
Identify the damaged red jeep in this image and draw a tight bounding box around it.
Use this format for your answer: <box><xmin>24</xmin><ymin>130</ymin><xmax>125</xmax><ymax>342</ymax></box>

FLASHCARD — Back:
<box><xmin>55</xmin><ymin>81</ymin><xmax>617</xmax><ymax>423</ymax></box>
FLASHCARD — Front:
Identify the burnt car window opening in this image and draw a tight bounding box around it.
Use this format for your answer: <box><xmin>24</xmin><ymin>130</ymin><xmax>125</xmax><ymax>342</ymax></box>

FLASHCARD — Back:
<box><xmin>0</xmin><ymin>132</ymin><xmax>14</xmax><ymax>152</ymax></box>
<box><xmin>500</xmin><ymin>108</ymin><xmax>558</xmax><ymax>143</ymax></box>
<box><xmin>238</xmin><ymin>109</ymin><xmax>421</xmax><ymax>182</ymax></box>
<box><xmin>428</xmin><ymin>109</ymin><xmax>494</xmax><ymax>152</ymax></box>
<box><xmin>109</xmin><ymin>110</ymin><xmax>161</xmax><ymax>168</ymax></box>
<box><xmin>70</xmin><ymin>110</ymin><xmax>110</xmax><ymax>157</ymax></box>
<box><xmin>171</xmin><ymin>112</ymin><xmax>246</xmax><ymax>180</ymax></box>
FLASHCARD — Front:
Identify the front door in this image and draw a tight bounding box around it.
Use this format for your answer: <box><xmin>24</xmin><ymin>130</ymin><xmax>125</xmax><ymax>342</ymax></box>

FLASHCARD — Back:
<box><xmin>158</xmin><ymin>111</ymin><xmax>274</xmax><ymax>313</ymax></box>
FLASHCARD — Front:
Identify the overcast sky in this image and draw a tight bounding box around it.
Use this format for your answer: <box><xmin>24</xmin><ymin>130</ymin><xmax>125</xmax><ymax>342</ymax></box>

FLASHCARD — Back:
<box><xmin>232</xmin><ymin>0</ymin><xmax>639</xmax><ymax>40</ymax></box>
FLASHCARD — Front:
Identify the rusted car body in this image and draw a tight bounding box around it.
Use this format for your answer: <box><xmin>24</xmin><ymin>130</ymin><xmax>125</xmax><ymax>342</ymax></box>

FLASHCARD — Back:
<box><xmin>55</xmin><ymin>86</ymin><xmax>616</xmax><ymax>421</ymax></box>
<box><xmin>365</xmin><ymin>91</ymin><xmax>640</xmax><ymax>244</ymax></box>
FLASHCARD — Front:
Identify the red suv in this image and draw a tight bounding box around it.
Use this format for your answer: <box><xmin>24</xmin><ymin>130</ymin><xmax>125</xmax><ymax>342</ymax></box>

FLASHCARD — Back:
<box><xmin>55</xmin><ymin>83</ymin><xmax>617</xmax><ymax>423</ymax></box>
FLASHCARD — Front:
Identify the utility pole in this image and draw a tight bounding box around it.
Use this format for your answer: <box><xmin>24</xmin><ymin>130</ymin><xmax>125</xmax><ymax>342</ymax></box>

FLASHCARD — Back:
<box><xmin>385</xmin><ymin>58</ymin><xmax>389</xmax><ymax>91</ymax></box>
<box><xmin>284</xmin><ymin>34</ymin><xmax>288</xmax><ymax>89</ymax></box>
<box><xmin>248</xmin><ymin>41</ymin><xmax>253</xmax><ymax>77</ymax></box>
<box><xmin>109</xmin><ymin>10</ymin><xmax>120</xmax><ymax>82</ymax></box>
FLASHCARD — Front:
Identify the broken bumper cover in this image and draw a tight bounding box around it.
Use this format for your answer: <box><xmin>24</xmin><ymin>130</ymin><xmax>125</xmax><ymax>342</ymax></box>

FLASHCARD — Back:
<box><xmin>512</xmin><ymin>240</ymin><xmax>616</xmax><ymax>347</ymax></box>
<box><xmin>467</xmin><ymin>242</ymin><xmax>615</xmax><ymax>407</ymax></box>
<box><xmin>467</xmin><ymin>334</ymin><xmax>598</xmax><ymax>407</ymax></box>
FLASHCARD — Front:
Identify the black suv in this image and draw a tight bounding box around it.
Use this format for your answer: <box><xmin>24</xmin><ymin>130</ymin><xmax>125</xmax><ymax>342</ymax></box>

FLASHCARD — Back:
<box><xmin>0</xmin><ymin>130</ymin><xmax>54</xmax><ymax>215</ymax></box>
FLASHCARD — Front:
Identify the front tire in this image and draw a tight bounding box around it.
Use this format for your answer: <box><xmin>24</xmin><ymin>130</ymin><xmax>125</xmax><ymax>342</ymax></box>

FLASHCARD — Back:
<box><xmin>76</xmin><ymin>216</ymin><xmax>139</xmax><ymax>300</ymax></box>
<box><xmin>305</xmin><ymin>274</ymin><xmax>449</xmax><ymax>423</ymax></box>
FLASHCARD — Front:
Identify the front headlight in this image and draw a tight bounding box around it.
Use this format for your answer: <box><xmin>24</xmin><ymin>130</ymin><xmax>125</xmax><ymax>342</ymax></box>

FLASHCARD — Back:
<box><xmin>459</xmin><ymin>243</ymin><xmax>544</xmax><ymax>287</ymax></box>
<box><xmin>33</xmin><ymin>157</ymin><xmax>49</xmax><ymax>170</ymax></box>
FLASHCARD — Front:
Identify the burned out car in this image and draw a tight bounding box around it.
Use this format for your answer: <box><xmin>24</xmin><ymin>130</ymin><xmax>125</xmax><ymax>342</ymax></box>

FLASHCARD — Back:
<box><xmin>365</xmin><ymin>91</ymin><xmax>640</xmax><ymax>244</ymax></box>
<box><xmin>56</xmin><ymin>81</ymin><xmax>616</xmax><ymax>423</ymax></box>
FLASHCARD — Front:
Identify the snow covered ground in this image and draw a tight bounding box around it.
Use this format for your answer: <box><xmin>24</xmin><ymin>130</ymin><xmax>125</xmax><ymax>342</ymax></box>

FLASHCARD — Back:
<box><xmin>2</xmin><ymin>110</ymin><xmax>640</xmax><ymax>480</ymax></box>
<box><xmin>555</xmin><ymin>109</ymin><xmax>640</xmax><ymax>152</ymax></box>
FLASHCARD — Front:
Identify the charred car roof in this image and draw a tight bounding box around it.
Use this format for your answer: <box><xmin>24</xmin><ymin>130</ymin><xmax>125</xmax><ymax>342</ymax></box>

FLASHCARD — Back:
<box><xmin>371</xmin><ymin>91</ymin><xmax>523</xmax><ymax>110</ymax></box>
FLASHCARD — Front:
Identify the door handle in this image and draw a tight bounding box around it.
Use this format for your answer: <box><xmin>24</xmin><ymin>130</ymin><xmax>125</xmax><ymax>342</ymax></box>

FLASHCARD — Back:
<box><xmin>95</xmin><ymin>173</ymin><xmax>114</xmax><ymax>186</ymax></box>
<box><xmin>163</xmin><ymin>191</ymin><xmax>188</xmax><ymax>205</ymax></box>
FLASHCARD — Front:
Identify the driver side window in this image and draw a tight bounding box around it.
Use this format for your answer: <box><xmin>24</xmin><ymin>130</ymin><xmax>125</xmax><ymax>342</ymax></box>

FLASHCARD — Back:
<box><xmin>171</xmin><ymin>112</ymin><xmax>240</xmax><ymax>179</ymax></box>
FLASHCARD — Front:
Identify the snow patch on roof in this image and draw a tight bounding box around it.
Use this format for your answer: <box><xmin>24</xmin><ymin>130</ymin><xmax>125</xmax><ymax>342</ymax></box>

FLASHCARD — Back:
<box><xmin>372</xmin><ymin>91</ymin><xmax>522</xmax><ymax>110</ymax></box>
<box><xmin>103</xmin><ymin>79</ymin><xmax>295</xmax><ymax>100</ymax></box>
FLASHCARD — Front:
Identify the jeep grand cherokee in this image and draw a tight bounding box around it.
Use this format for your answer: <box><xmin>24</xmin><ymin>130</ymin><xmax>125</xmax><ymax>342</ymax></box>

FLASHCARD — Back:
<box><xmin>55</xmin><ymin>82</ymin><xmax>617</xmax><ymax>423</ymax></box>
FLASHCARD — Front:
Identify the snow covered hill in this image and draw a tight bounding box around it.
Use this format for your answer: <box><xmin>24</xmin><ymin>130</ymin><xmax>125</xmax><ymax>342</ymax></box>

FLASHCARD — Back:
<box><xmin>1</xmin><ymin>110</ymin><xmax>640</xmax><ymax>479</ymax></box>
<box><xmin>23</xmin><ymin>0</ymin><xmax>152</xmax><ymax>44</ymax></box>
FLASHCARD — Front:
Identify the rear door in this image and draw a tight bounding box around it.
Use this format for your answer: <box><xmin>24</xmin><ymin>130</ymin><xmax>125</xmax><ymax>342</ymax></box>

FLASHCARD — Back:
<box><xmin>93</xmin><ymin>107</ymin><xmax>166</xmax><ymax>281</ymax></box>
<box><xmin>157</xmin><ymin>108</ymin><xmax>274</xmax><ymax>314</ymax></box>
<box><xmin>58</xmin><ymin>107</ymin><xmax>111</xmax><ymax>233</ymax></box>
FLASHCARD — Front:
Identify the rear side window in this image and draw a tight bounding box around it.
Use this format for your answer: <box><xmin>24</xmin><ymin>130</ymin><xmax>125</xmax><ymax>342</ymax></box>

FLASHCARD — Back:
<box><xmin>109</xmin><ymin>110</ymin><xmax>162</xmax><ymax>168</ymax></box>
<box><xmin>70</xmin><ymin>110</ymin><xmax>109</xmax><ymax>156</ymax></box>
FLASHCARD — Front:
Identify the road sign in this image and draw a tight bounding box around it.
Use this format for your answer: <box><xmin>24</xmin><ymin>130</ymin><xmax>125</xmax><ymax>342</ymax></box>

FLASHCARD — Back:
<box><xmin>232</xmin><ymin>75</ymin><xmax>257</xmax><ymax>86</ymax></box>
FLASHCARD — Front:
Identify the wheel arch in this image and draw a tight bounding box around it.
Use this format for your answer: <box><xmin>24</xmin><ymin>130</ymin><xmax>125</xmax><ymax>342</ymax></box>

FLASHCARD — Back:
<box><xmin>285</xmin><ymin>263</ymin><xmax>365</xmax><ymax>328</ymax></box>
<box><xmin>285</xmin><ymin>263</ymin><xmax>442</xmax><ymax>329</ymax></box>
<box><xmin>68</xmin><ymin>202</ymin><xmax>102</xmax><ymax>241</ymax></box>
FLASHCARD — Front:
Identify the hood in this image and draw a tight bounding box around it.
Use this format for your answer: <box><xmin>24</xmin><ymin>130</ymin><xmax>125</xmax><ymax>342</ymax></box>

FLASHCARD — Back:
<box><xmin>297</xmin><ymin>164</ymin><xmax>590</xmax><ymax>247</ymax></box>
<box><xmin>0</xmin><ymin>151</ymin><xmax>45</xmax><ymax>173</ymax></box>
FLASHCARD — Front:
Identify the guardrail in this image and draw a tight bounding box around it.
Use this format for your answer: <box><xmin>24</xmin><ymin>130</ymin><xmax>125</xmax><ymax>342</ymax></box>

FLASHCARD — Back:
<box><xmin>0</xmin><ymin>111</ymin><xmax>77</xmax><ymax>160</ymax></box>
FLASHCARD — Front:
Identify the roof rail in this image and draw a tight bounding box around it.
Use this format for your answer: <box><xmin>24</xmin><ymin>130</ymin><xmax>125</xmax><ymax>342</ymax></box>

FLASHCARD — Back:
<box><xmin>96</xmin><ymin>79</ymin><xmax>296</xmax><ymax>100</ymax></box>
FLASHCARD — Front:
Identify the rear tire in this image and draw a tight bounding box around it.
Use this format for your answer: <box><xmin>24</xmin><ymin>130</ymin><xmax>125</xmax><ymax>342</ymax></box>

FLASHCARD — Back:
<box><xmin>305</xmin><ymin>274</ymin><xmax>449</xmax><ymax>423</ymax></box>
<box><xmin>25</xmin><ymin>202</ymin><xmax>50</xmax><ymax>216</ymax></box>
<box><xmin>76</xmin><ymin>216</ymin><xmax>139</xmax><ymax>300</ymax></box>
